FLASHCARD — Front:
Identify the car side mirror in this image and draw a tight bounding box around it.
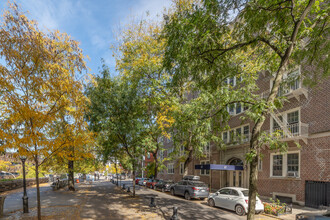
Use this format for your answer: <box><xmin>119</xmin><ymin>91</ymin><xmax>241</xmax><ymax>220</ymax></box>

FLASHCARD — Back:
<box><xmin>215</xmin><ymin>192</ymin><xmax>219</xmax><ymax>196</ymax></box>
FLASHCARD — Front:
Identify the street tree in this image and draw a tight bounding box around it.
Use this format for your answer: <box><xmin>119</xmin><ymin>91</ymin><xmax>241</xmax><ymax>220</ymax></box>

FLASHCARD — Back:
<box><xmin>114</xmin><ymin>19</ymin><xmax>175</xmax><ymax>179</ymax></box>
<box><xmin>86</xmin><ymin>66</ymin><xmax>147</xmax><ymax>196</ymax></box>
<box><xmin>0</xmin><ymin>4</ymin><xmax>90</xmax><ymax>219</ymax></box>
<box><xmin>163</xmin><ymin>0</ymin><xmax>329</xmax><ymax>219</ymax></box>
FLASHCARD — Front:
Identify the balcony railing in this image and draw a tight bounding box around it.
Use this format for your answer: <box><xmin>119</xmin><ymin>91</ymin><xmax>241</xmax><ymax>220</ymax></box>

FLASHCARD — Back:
<box><xmin>272</xmin><ymin>122</ymin><xmax>308</xmax><ymax>143</ymax></box>
<box><xmin>224</xmin><ymin>133</ymin><xmax>251</xmax><ymax>146</ymax></box>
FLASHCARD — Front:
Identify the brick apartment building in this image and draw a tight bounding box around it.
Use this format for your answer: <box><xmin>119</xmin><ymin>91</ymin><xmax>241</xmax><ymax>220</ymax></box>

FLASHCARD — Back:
<box><xmin>157</xmin><ymin>68</ymin><xmax>330</xmax><ymax>208</ymax></box>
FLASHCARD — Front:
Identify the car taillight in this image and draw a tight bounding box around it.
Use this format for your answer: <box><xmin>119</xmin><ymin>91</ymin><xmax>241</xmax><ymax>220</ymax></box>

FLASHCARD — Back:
<box><xmin>192</xmin><ymin>187</ymin><xmax>197</xmax><ymax>191</ymax></box>
<box><xmin>245</xmin><ymin>200</ymin><xmax>249</xmax><ymax>204</ymax></box>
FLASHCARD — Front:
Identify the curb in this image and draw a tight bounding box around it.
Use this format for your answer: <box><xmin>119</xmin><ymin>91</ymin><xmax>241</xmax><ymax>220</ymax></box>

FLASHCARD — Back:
<box><xmin>261</xmin><ymin>213</ymin><xmax>283</xmax><ymax>219</ymax></box>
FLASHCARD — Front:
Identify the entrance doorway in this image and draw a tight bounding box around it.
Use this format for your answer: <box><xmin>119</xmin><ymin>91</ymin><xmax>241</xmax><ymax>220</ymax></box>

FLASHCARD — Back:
<box><xmin>227</xmin><ymin>158</ymin><xmax>244</xmax><ymax>187</ymax></box>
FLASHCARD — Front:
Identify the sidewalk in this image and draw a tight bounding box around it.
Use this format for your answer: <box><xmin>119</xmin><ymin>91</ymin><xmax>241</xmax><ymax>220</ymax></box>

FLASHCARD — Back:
<box><xmin>259</xmin><ymin>197</ymin><xmax>329</xmax><ymax>220</ymax></box>
<box><xmin>0</xmin><ymin>179</ymin><xmax>164</xmax><ymax>220</ymax></box>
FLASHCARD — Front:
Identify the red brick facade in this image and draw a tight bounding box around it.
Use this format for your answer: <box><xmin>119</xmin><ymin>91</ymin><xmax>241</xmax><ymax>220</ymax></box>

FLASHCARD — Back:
<box><xmin>158</xmin><ymin>71</ymin><xmax>330</xmax><ymax>206</ymax></box>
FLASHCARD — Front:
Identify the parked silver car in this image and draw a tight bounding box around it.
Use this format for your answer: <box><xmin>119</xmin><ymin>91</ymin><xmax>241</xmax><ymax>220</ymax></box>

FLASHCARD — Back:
<box><xmin>208</xmin><ymin>187</ymin><xmax>264</xmax><ymax>216</ymax></box>
<box><xmin>170</xmin><ymin>180</ymin><xmax>209</xmax><ymax>200</ymax></box>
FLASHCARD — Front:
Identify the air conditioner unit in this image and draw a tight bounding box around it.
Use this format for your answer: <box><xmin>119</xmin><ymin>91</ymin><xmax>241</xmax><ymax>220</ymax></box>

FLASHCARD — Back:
<box><xmin>287</xmin><ymin>171</ymin><xmax>298</xmax><ymax>177</ymax></box>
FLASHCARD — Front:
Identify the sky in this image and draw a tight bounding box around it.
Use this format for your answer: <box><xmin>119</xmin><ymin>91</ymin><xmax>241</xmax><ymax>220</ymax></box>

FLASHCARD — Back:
<box><xmin>0</xmin><ymin>0</ymin><xmax>172</xmax><ymax>76</ymax></box>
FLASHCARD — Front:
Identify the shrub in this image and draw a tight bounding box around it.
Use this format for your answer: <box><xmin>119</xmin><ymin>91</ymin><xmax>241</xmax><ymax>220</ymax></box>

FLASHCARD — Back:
<box><xmin>264</xmin><ymin>198</ymin><xmax>287</xmax><ymax>216</ymax></box>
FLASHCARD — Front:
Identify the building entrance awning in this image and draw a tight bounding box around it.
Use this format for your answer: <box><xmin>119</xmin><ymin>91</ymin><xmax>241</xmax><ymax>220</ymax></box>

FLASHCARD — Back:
<box><xmin>195</xmin><ymin>164</ymin><xmax>244</xmax><ymax>171</ymax></box>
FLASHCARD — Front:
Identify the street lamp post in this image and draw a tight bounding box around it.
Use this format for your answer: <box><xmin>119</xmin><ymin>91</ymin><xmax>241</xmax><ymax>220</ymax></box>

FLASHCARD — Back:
<box><xmin>19</xmin><ymin>155</ymin><xmax>28</xmax><ymax>213</ymax></box>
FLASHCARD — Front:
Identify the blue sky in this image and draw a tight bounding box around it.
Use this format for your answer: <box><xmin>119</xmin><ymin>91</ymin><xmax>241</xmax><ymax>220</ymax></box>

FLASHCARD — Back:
<box><xmin>0</xmin><ymin>0</ymin><xmax>172</xmax><ymax>77</ymax></box>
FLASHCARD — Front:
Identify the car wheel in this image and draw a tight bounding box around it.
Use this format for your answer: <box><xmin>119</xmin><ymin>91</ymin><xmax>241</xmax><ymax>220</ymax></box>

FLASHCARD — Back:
<box><xmin>208</xmin><ymin>198</ymin><xmax>215</xmax><ymax>207</ymax></box>
<box><xmin>171</xmin><ymin>188</ymin><xmax>175</xmax><ymax>196</ymax></box>
<box><xmin>184</xmin><ymin>191</ymin><xmax>191</xmax><ymax>200</ymax></box>
<box><xmin>161</xmin><ymin>188</ymin><xmax>165</xmax><ymax>192</ymax></box>
<box><xmin>235</xmin><ymin>205</ymin><xmax>246</xmax><ymax>216</ymax></box>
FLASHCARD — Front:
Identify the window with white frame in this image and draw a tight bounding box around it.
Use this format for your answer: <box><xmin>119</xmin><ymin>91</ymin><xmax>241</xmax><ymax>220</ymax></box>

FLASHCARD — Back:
<box><xmin>272</xmin><ymin>155</ymin><xmax>283</xmax><ymax>176</ymax></box>
<box><xmin>270</xmin><ymin>152</ymin><xmax>300</xmax><ymax>177</ymax></box>
<box><xmin>287</xmin><ymin>153</ymin><xmax>299</xmax><ymax>174</ymax></box>
<box><xmin>203</xmin><ymin>143</ymin><xmax>210</xmax><ymax>155</ymax></box>
<box><xmin>223</xmin><ymin>132</ymin><xmax>228</xmax><ymax>144</ymax></box>
<box><xmin>272</xmin><ymin>116</ymin><xmax>283</xmax><ymax>132</ymax></box>
<box><xmin>180</xmin><ymin>146</ymin><xmax>185</xmax><ymax>157</ymax></box>
<box><xmin>275</xmin><ymin>68</ymin><xmax>302</xmax><ymax>97</ymax></box>
<box><xmin>200</xmin><ymin>160</ymin><xmax>210</xmax><ymax>175</ymax></box>
<box><xmin>167</xmin><ymin>163</ymin><xmax>174</xmax><ymax>174</ymax></box>
<box><xmin>167</xmin><ymin>147</ymin><xmax>174</xmax><ymax>155</ymax></box>
<box><xmin>271</xmin><ymin>109</ymin><xmax>300</xmax><ymax>135</ymax></box>
<box><xmin>223</xmin><ymin>125</ymin><xmax>250</xmax><ymax>145</ymax></box>
<box><xmin>243</xmin><ymin>125</ymin><xmax>250</xmax><ymax>142</ymax></box>
<box><xmin>179</xmin><ymin>162</ymin><xmax>184</xmax><ymax>175</ymax></box>
<box><xmin>287</xmin><ymin>111</ymin><xmax>299</xmax><ymax>134</ymax></box>
<box><xmin>227</xmin><ymin>103</ymin><xmax>248</xmax><ymax>116</ymax></box>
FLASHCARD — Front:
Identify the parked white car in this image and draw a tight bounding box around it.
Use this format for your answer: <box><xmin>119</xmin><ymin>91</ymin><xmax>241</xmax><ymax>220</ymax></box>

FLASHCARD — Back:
<box><xmin>208</xmin><ymin>187</ymin><xmax>264</xmax><ymax>216</ymax></box>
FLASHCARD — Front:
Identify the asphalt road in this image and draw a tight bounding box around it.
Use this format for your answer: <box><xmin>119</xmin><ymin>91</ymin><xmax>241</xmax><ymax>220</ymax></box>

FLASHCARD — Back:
<box><xmin>116</xmin><ymin>180</ymin><xmax>248</xmax><ymax>220</ymax></box>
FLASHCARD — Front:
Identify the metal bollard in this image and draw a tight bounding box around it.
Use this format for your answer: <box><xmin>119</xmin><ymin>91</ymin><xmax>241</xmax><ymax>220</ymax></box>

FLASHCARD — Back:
<box><xmin>170</xmin><ymin>206</ymin><xmax>179</xmax><ymax>220</ymax></box>
<box><xmin>149</xmin><ymin>197</ymin><xmax>156</xmax><ymax>207</ymax></box>
<box><xmin>122</xmin><ymin>184</ymin><xmax>126</xmax><ymax>190</ymax></box>
<box><xmin>127</xmin><ymin>187</ymin><xmax>130</xmax><ymax>192</ymax></box>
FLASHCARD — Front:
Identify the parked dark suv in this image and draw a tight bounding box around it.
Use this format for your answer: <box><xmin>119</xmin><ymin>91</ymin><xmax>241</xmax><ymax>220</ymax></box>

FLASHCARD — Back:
<box><xmin>170</xmin><ymin>176</ymin><xmax>209</xmax><ymax>200</ymax></box>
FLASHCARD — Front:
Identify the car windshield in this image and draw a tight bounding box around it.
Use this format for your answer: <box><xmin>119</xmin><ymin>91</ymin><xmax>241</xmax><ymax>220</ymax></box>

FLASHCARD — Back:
<box><xmin>241</xmin><ymin>190</ymin><xmax>249</xmax><ymax>196</ymax></box>
<box><xmin>190</xmin><ymin>181</ymin><xmax>207</xmax><ymax>187</ymax></box>
<box><xmin>164</xmin><ymin>180</ymin><xmax>173</xmax><ymax>183</ymax></box>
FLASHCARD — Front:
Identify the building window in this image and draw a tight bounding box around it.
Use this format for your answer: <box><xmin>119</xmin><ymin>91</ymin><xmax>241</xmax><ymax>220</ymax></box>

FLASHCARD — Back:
<box><xmin>287</xmin><ymin>111</ymin><xmax>299</xmax><ymax>134</ymax></box>
<box><xmin>200</xmin><ymin>160</ymin><xmax>210</xmax><ymax>175</ymax></box>
<box><xmin>236</xmin><ymin>103</ymin><xmax>242</xmax><ymax>114</ymax></box>
<box><xmin>180</xmin><ymin>146</ymin><xmax>185</xmax><ymax>157</ymax></box>
<box><xmin>223</xmin><ymin>124</ymin><xmax>250</xmax><ymax>145</ymax></box>
<box><xmin>168</xmin><ymin>147</ymin><xmax>174</xmax><ymax>155</ymax></box>
<box><xmin>273</xmin><ymin>116</ymin><xmax>283</xmax><ymax>132</ymax></box>
<box><xmin>179</xmin><ymin>162</ymin><xmax>184</xmax><ymax>175</ymax></box>
<box><xmin>167</xmin><ymin>163</ymin><xmax>174</xmax><ymax>174</ymax></box>
<box><xmin>271</xmin><ymin>109</ymin><xmax>300</xmax><ymax>136</ymax></box>
<box><xmin>235</xmin><ymin>127</ymin><xmax>241</xmax><ymax>143</ymax></box>
<box><xmin>229</xmin><ymin>104</ymin><xmax>235</xmax><ymax>115</ymax></box>
<box><xmin>227</xmin><ymin>103</ymin><xmax>248</xmax><ymax>116</ymax></box>
<box><xmin>272</xmin><ymin>155</ymin><xmax>283</xmax><ymax>176</ymax></box>
<box><xmin>147</xmin><ymin>152</ymin><xmax>151</xmax><ymax>159</ymax></box>
<box><xmin>223</xmin><ymin>132</ymin><xmax>228</xmax><ymax>144</ymax></box>
<box><xmin>243</xmin><ymin>125</ymin><xmax>249</xmax><ymax>142</ymax></box>
<box><xmin>203</xmin><ymin>143</ymin><xmax>210</xmax><ymax>155</ymax></box>
<box><xmin>287</xmin><ymin>153</ymin><xmax>299</xmax><ymax>174</ymax></box>
<box><xmin>229</xmin><ymin>77</ymin><xmax>235</xmax><ymax>86</ymax></box>
<box><xmin>271</xmin><ymin>152</ymin><xmax>300</xmax><ymax>177</ymax></box>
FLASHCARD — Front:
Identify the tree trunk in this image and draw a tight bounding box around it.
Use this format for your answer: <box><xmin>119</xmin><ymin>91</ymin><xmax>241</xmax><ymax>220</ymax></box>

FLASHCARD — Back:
<box><xmin>115</xmin><ymin>162</ymin><xmax>118</xmax><ymax>186</ymax></box>
<box><xmin>34</xmin><ymin>157</ymin><xmax>41</xmax><ymax>220</ymax></box>
<box><xmin>68</xmin><ymin>159</ymin><xmax>75</xmax><ymax>191</ymax></box>
<box><xmin>153</xmin><ymin>152</ymin><xmax>158</xmax><ymax>178</ymax></box>
<box><xmin>132</xmin><ymin>167</ymin><xmax>136</xmax><ymax>197</ymax></box>
<box><xmin>183</xmin><ymin>149</ymin><xmax>193</xmax><ymax>176</ymax></box>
